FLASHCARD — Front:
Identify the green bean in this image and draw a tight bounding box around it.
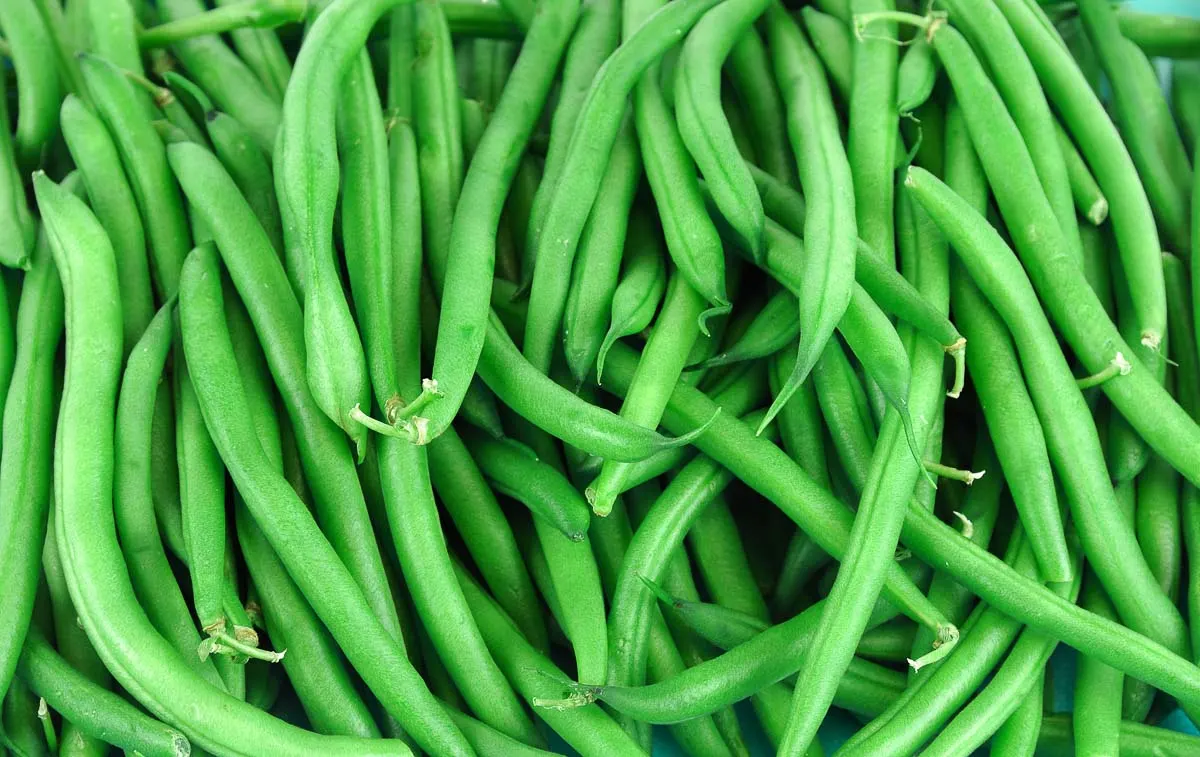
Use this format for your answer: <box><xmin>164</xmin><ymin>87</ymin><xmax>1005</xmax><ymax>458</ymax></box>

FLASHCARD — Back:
<box><xmin>1174</xmin><ymin>62</ymin><xmax>1200</xmax><ymax>155</ymax></box>
<box><xmin>465</xmin><ymin>431</ymin><xmax>591</xmax><ymax>541</ymax></box>
<box><xmin>427</xmin><ymin>429</ymin><xmax>548</xmax><ymax>653</ymax></box>
<box><xmin>676</xmin><ymin>0</ymin><xmax>768</xmax><ymax>257</ymax></box>
<box><xmin>1055</xmin><ymin>120</ymin><xmax>1108</xmax><ymax>225</ymax></box>
<box><xmin>412</xmin><ymin>0</ymin><xmax>462</xmax><ymax>284</ymax></box>
<box><xmin>895</xmin><ymin>38</ymin><xmax>937</xmax><ymax>114</ymax></box>
<box><xmin>59</xmin><ymin>95</ymin><xmax>154</xmax><ymax>353</ymax></box>
<box><xmin>522</xmin><ymin>0</ymin><xmax>620</xmax><ymax>293</ymax></box>
<box><xmin>594</xmin><ymin>221</ymin><xmax>667</xmax><ymax>383</ymax></box>
<box><xmin>1070</xmin><ymin>571</ymin><xmax>1123</xmax><ymax>757</ymax></box>
<box><xmin>1117</xmin><ymin>7</ymin><xmax>1200</xmax><ymax>58</ymax></box>
<box><xmin>439</xmin><ymin>0</ymin><xmax>523</xmax><ymax>39</ymax></box>
<box><xmin>456</xmin><ymin>565</ymin><xmax>647</xmax><ymax>757</ymax></box>
<box><xmin>114</xmin><ymin>299</ymin><xmax>225</xmax><ymax>689</ymax></box>
<box><xmin>415</xmin><ymin>0</ymin><xmax>580</xmax><ymax>443</ymax></box>
<box><xmin>274</xmin><ymin>0</ymin><xmax>387</xmax><ymax>458</ymax></box>
<box><xmin>937</xmin><ymin>0</ymin><xmax>1084</xmax><ymax>267</ymax></box>
<box><xmin>600</xmin><ymin>343</ymin><xmax>947</xmax><ymax>633</ymax></box>
<box><xmin>761</xmin><ymin>4</ymin><xmax>857</xmax><ymax>432</ymax></box>
<box><xmin>907</xmin><ymin>165</ymin><xmax>1198</xmax><ymax>667</ymax></box>
<box><xmin>154</xmin><ymin>0</ymin><xmax>281</xmax><ymax>153</ymax></box>
<box><xmin>178</xmin><ymin>242</ymin><xmax>472</xmax><ymax>754</ymax></box>
<box><xmin>921</xmin><ymin>555</ymin><xmax>1082</xmax><ymax>757</ymax></box>
<box><xmin>563</xmin><ymin>117</ymin><xmax>642</xmax><ymax>385</ymax></box>
<box><xmin>839</xmin><ymin>534</ymin><xmax>1041</xmax><ymax>756</ymax></box>
<box><xmin>78</xmin><ymin>54</ymin><xmax>191</xmax><ymax>299</ymax></box>
<box><xmin>989</xmin><ymin>671</ymin><xmax>1044</xmax><ymax>757</ymax></box>
<box><xmin>0</xmin><ymin>73</ymin><xmax>35</xmax><ymax>272</ymax></box>
<box><xmin>523</xmin><ymin>0</ymin><xmax>726</xmax><ymax>375</ymax></box>
<box><xmin>3</xmin><ymin>676</ymin><xmax>48</xmax><ymax>757</ymax></box>
<box><xmin>0</xmin><ymin>220</ymin><xmax>61</xmax><ymax>700</ymax></box>
<box><xmin>624</xmin><ymin>2</ymin><xmax>729</xmax><ymax>331</ymax></box>
<box><xmin>85</xmin><ymin>0</ymin><xmax>147</xmax><ymax>82</ymax></box>
<box><xmin>689</xmin><ymin>496</ymin><xmax>770</xmax><ymax>621</ymax></box>
<box><xmin>848</xmin><ymin>0</ymin><xmax>898</xmax><ymax>263</ymax></box>
<box><xmin>915</xmin><ymin>17</ymin><xmax>1200</xmax><ymax>486</ymax></box>
<box><xmin>776</xmin><ymin>190</ymin><xmax>955</xmax><ymax>750</ymax></box>
<box><xmin>727</xmin><ymin>26</ymin><xmax>794</xmax><ymax>186</ymax></box>
<box><xmin>812</xmin><ymin>338</ymin><xmax>876</xmax><ymax>493</ymax></box>
<box><xmin>138</xmin><ymin>0</ymin><xmax>306</xmax><ymax>48</ymax></box>
<box><xmin>205</xmin><ymin>109</ymin><xmax>284</xmax><ymax>262</ymax></box>
<box><xmin>212</xmin><ymin>0</ymin><xmax>294</xmax><ymax>101</ymax></box>
<box><xmin>603</xmin><ymin>340</ymin><xmax>1200</xmax><ymax>711</ymax></box>
<box><xmin>496</xmin><ymin>0</ymin><xmax>534</xmax><ymax>29</ymax></box>
<box><xmin>38</xmin><ymin>173</ymin><xmax>411</xmax><ymax>757</ymax></box>
<box><xmin>1036</xmin><ymin>713</ymin><xmax>1200</xmax><ymax>756</ymax></box>
<box><xmin>169</xmin><ymin>140</ymin><xmax>425</xmax><ymax>712</ymax></box>
<box><xmin>589</xmin><ymin>266</ymin><xmax>713</xmax><ymax>517</ymax></box>
<box><xmin>800</xmin><ymin>7</ymin><xmax>852</xmax><ymax>100</ymax></box>
<box><xmin>749</xmin><ymin>162</ymin><xmax>806</xmax><ymax>230</ymax></box>
<box><xmin>992</xmin><ymin>0</ymin><xmax>1167</xmax><ymax>352</ymax></box>
<box><xmin>18</xmin><ymin>628</ymin><xmax>189</xmax><ymax>757</ymax></box>
<box><xmin>0</xmin><ymin>0</ymin><xmax>60</xmax><ymax>168</ymax></box>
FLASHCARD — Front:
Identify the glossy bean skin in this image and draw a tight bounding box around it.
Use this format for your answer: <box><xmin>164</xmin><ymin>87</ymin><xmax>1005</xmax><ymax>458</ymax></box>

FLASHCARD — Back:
<box><xmin>205</xmin><ymin>110</ymin><xmax>285</xmax><ymax>268</ymax></box>
<box><xmin>274</xmin><ymin>0</ymin><xmax>387</xmax><ymax>458</ymax></box>
<box><xmin>675</xmin><ymin>0</ymin><xmax>769</xmax><ymax>257</ymax></box>
<box><xmin>727</xmin><ymin>27</ymin><xmax>794</xmax><ymax>186</ymax></box>
<box><xmin>154</xmin><ymin>0</ymin><xmax>281</xmax><ymax>153</ymax></box>
<box><xmin>939</xmin><ymin>0</ymin><xmax>1083</xmax><ymax>266</ymax></box>
<box><xmin>761</xmin><ymin>5</ymin><xmax>857</xmax><ymax>430</ymax></box>
<box><xmin>0</xmin><ymin>72</ymin><xmax>36</xmax><ymax>272</ymax></box>
<box><xmin>178</xmin><ymin>243</ymin><xmax>466</xmax><ymax>756</ymax></box>
<box><xmin>563</xmin><ymin>117</ymin><xmax>642</xmax><ymax>386</ymax></box>
<box><xmin>522</xmin><ymin>0</ymin><xmax>727</xmax><ymax>376</ymax></box>
<box><xmin>523</xmin><ymin>0</ymin><xmax>621</xmax><ymax>293</ymax></box>
<box><xmin>59</xmin><ymin>95</ymin><xmax>155</xmax><ymax>353</ymax></box>
<box><xmin>0</xmin><ymin>230</ymin><xmax>64</xmax><ymax>703</ymax></box>
<box><xmin>1056</xmin><ymin>120</ymin><xmax>1108</xmax><ymax>225</ymax></box>
<box><xmin>18</xmin><ymin>628</ymin><xmax>189</xmax><ymax>757</ymax></box>
<box><xmin>0</xmin><ymin>0</ymin><xmax>61</xmax><ymax>169</ymax></box>
<box><xmin>625</xmin><ymin>0</ymin><xmax>729</xmax><ymax>325</ymax></box>
<box><xmin>114</xmin><ymin>297</ymin><xmax>225</xmax><ymax>690</ymax></box>
<box><xmin>37</xmin><ymin>173</ymin><xmax>409</xmax><ymax>757</ymax></box>
<box><xmin>992</xmin><ymin>0</ymin><xmax>1167</xmax><ymax>353</ymax></box>
<box><xmin>419</xmin><ymin>0</ymin><xmax>582</xmax><ymax>442</ymax></box>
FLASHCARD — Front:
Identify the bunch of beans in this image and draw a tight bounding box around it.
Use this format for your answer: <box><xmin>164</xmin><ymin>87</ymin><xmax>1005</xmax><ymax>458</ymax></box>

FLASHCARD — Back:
<box><xmin>2</xmin><ymin>0</ymin><xmax>1200</xmax><ymax>755</ymax></box>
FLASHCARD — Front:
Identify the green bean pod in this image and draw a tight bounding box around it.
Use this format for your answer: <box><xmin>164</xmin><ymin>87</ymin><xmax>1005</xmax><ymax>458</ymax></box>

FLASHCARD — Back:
<box><xmin>992</xmin><ymin>0</ymin><xmax>1167</xmax><ymax>351</ymax></box>
<box><xmin>465</xmin><ymin>432</ymin><xmax>591</xmax><ymax>542</ymax></box>
<box><xmin>692</xmin><ymin>287</ymin><xmax>799</xmax><ymax>371</ymax></box>
<box><xmin>78</xmin><ymin>54</ymin><xmax>192</xmax><ymax>299</ymax></box>
<box><xmin>38</xmin><ymin>172</ymin><xmax>409</xmax><ymax>757</ymax></box>
<box><xmin>205</xmin><ymin>110</ymin><xmax>285</xmax><ymax>264</ymax></box>
<box><xmin>418</xmin><ymin>0</ymin><xmax>581</xmax><ymax>443</ymax></box>
<box><xmin>625</xmin><ymin>0</ymin><xmax>729</xmax><ymax>330</ymax></box>
<box><xmin>18</xmin><ymin>628</ymin><xmax>189</xmax><ymax>757</ymax></box>
<box><xmin>213</xmin><ymin>0</ymin><xmax>293</xmax><ymax>102</ymax></box>
<box><xmin>0</xmin><ymin>73</ymin><xmax>35</xmax><ymax>272</ymax></box>
<box><xmin>59</xmin><ymin>95</ymin><xmax>155</xmax><ymax>353</ymax></box>
<box><xmin>594</xmin><ymin>222</ymin><xmax>667</xmax><ymax>383</ymax></box>
<box><xmin>0</xmin><ymin>0</ymin><xmax>61</xmax><ymax>169</ymax></box>
<box><xmin>522</xmin><ymin>0</ymin><xmax>620</xmax><ymax>293</ymax></box>
<box><xmin>895</xmin><ymin>39</ymin><xmax>938</xmax><ymax>114</ymax></box>
<box><xmin>761</xmin><ymin>4</ymin><xmax>857</xmax><ymax>432</ymax></box>
<box><xmin>1056</xmin><ymin>121</ymin><xmax>1108</xmax><ymax>225</ymax></box>
<box><xmin>675</xmin><ymin>0</ymin><xmax>769</xmax><ymax>258</ymax></box>
<box><xmin>178</xmin><ymin>243</ymin><xmax>469</xmax><ymax>755</ymax></box>
<box><xmin>563</xmin><ymin>117</ymin><xmax>643</xmax><ymax>385</ymax></box>
<box><xmin>727</xmin><ymin>27</ymin><xmax>794</xmax><ymax>186</ymax></box>
<box><xmin>154</xmin><ymin>0</ymin><xmax>281</xmax><ymax>153</ymax></box>
<box><xmin>522</xmin><ymin>0</ymin><xmax>726</xmax><ymax>375</ymax></box>
<box><xmin>0</xmin><ymin>218</ymin><xmax>62</xmax><ymax>701</ymax></box>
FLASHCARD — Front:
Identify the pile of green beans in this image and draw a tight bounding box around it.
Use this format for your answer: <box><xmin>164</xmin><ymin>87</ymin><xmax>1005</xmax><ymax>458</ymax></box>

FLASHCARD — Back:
<box><xmin>3</xmin><ymin>0</ymin><xmax>1200</xmax><ymax>755</ymax></box>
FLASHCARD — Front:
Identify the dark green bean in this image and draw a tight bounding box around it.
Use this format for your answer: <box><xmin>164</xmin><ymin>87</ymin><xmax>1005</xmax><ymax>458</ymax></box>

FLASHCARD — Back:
<box><xmin>0</xmin><ymin>71</ymin><xmax>35</xmax><ymax>272</ymax></box>
<box><xmin>727</xmin><ymin>27</ymin><xmax>794</xmax><ymax>186</ymax></box>
<box><xmin>1035</xmin><ymin>714</ymin><xmax>1200</xmax><ymax>757</ymax></box>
